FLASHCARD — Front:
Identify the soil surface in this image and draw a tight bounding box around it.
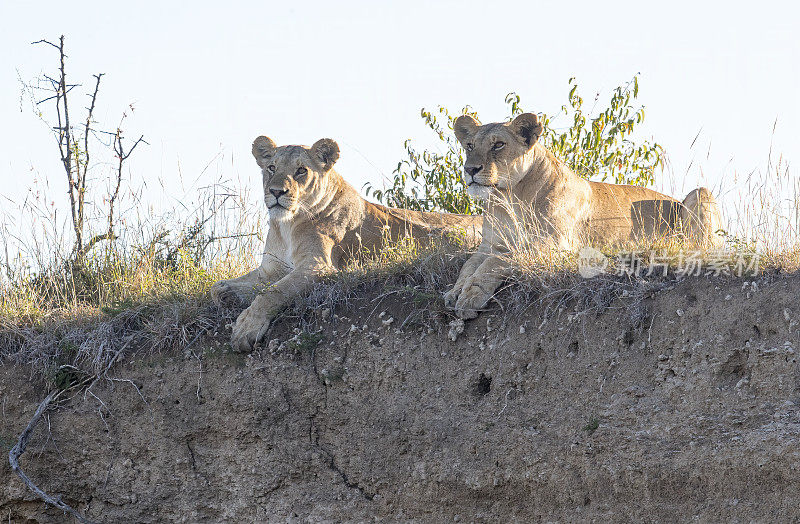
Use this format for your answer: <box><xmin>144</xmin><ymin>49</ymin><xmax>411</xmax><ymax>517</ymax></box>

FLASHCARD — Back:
<box><xmin>2</xmin><ymin>273</ymin><xmax>799</xmax><ymax>522</ymax></box>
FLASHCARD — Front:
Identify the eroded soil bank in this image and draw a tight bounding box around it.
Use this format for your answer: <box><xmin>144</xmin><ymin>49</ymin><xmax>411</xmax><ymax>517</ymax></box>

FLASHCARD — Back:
<box><xmin>2</xmin><ymin>273</ymin><xmax>799</xmax><ymax>522</ymax></box>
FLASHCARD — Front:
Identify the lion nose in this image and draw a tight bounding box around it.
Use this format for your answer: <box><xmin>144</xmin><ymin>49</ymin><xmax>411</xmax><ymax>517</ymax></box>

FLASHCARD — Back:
<box><xmin>465</xmin><ymin>165</ymin><xmax>483</xmax><ymax>177</ymax></box>
<box><xmin>269</xmin><ymin>188</ymin><xmax>287</xmax><ymax>198</ymax></box>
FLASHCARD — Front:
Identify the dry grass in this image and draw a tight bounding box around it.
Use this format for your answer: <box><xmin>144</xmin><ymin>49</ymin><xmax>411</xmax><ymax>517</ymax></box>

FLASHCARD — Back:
<box><xmin>0</xmin><ymin>245</ymin><xmax>252</xmax><ymax>382</ymax></box>
<box><xmin>0</xmin><ymin>173</ymin><xmax>266</xmax><ymax>381</ymax></box>
<box><xmin>723</xmin><ymin>154</ymin><xmax>800</xmax><ymax>271</ymax></box>
<box><xmin>292</xmin><ymin>236</ymin><xmax>470</xmax><ymax>326</ymax></box>
<box><xmin>0</xmin><ymin>223</ymin><xmax>780</xmax><ymax>387</ymax></box>
<box><xmin>1</xmin><ymin>148</ymin><xmax>798</xmax><ymax>386</ymax></box>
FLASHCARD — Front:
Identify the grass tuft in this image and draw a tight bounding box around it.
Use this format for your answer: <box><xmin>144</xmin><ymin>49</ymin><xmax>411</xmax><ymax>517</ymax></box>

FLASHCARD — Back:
<box><xmin>1</xmin><ymin>150</ymin><xmax>799</xmax><ymax>386</ymax></box>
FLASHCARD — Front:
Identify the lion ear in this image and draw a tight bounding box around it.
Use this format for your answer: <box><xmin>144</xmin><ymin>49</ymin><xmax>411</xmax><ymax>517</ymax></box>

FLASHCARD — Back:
<box><xmin>252</xmin><ymin>136</ymin><xmax>277</xmax><ymax>168</ymax></box>
<box><xmin>510</xmin><ymin>113</ymin><xmax>544</xmax><ymax>147</ymax></box>
<box><xmin>310</xmin><ymin>138</ymin><xmax>340</xmax><ymax>172</ymax></box>
<box><xmin>453</xmin><ymin>115</ymin><xmax>480</xmax><ymax>145</ymax></box>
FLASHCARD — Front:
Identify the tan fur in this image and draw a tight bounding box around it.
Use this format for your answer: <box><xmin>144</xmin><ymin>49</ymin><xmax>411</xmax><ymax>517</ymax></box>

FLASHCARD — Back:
<box><xmin>212</xmin><ymin>136</ymin><xmax>482</xmax><ymax>352</ymax></box>
<box><xmin>445</xmin><ymin>113</ymin><xmax>724</xmax><ymax>319</ymax></box>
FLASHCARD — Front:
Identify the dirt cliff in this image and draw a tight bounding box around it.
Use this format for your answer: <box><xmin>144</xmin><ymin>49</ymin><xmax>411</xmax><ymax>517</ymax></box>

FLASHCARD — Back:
<box><xmin>2</xmin><ymin>273</ymin><xmax>799</xmax><ymax>522</ymax></box>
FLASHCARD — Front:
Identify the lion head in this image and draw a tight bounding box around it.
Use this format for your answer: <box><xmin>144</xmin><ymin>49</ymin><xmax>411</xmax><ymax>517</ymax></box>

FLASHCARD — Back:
<box><xmin>453</xmin><ymin>113</ymin><xmax>544</xmax><ymax>199</ymax></box>
<box><xmin>251</xmin><ymin>136</ymin><xmax>340</xmax><ymax>221</ymax></box>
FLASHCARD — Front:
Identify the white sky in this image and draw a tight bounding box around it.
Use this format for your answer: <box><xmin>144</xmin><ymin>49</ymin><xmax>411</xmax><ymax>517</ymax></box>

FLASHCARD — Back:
<box><xmin>1</xmin><ymin>0</ymin><xmax>798</xmax><ymax>230</ymax></box>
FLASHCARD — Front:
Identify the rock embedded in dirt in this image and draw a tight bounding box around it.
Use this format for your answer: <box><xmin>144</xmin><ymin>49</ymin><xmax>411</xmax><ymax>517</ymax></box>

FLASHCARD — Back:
<box><xmin>448</xmin><ymin>318</ymin><xmax>465</xmax><ymax>342</ymax></box>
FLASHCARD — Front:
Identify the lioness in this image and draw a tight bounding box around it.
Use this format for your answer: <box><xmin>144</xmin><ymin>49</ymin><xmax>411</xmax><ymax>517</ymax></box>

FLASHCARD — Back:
<box><xmin>212</xmin><ymin>136</ymin><xmax>482</xmax><ymax>352</ymax></box>
<box><xmin>444</xmin><ymin>113</ymin><xmax>723</xmax><ymax>319</ymax></box>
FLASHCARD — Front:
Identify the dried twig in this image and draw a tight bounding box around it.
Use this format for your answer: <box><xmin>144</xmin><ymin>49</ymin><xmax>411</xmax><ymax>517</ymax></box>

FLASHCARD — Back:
<box><xmin>107</xmin><ymin>117</ymin><xmax>147</xmax><ymax>247</ymax></box>
<box><xmin>8</xmin><ymin>384</ymin><xmax>99</xmax><ymax>524</ymax></box>
<box><xmin>6</xmin><ymin>344</ymin><xmax>137</xmax><ymax>523</ymax></box>
<box><xmin>82</xmin><ymin>232</ymin><xmax>117</xmax><ymax>254</ymax></box>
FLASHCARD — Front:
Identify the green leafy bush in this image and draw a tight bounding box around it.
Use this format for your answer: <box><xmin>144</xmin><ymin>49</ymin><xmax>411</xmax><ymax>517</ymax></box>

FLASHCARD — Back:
<box><xmin>365</xmin><ymin>75</ymin><xmax>664</xmax><ymax>215</ymax></box>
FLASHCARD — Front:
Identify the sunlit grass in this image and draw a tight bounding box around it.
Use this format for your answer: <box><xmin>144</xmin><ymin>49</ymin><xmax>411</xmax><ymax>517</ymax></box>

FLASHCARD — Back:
<box><xmin>0</xmin><ymin>144</ymin><xmax>797</xmax><ymax>388</ymax></box>
<box><xmin>0</xmin><ymin>251</ymin><xmax>250</xmax><ymax>324</ymax></box>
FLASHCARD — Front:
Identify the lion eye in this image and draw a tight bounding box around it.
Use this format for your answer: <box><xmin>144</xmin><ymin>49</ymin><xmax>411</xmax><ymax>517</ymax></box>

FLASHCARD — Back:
<box><xmin>267</xmin><ymin>165</ymin><xmax>276</xmax><ymax>173</ymax></box>
<box><xmin>466</xmin><ymin>143</ymin><xmax>474</xmax><ymax>151</ymax></box>
<box><xmin>295</xmin><ymin>166</ymin><xmax>308</xmax><ymax>178</ymax></box>
<box><xmin>492</xmin><ymin>141</ymin><xmax>506</xmax><ymax>151</ymax></box>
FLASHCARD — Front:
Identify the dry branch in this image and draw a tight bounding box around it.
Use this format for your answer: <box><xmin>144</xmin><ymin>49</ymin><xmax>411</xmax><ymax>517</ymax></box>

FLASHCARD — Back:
<box><xmin>8</xmin><ymin>386</ymin><xmax>99</xmax><ymax>524</ymax></box>
<box><xmin>108</xmin><ymin>124</ymin><xmax>147</xmax><ymax>244</ymax></box>
<box><xmin>30</xmin><ymin>35</ymin><xmax>145</xmax><ymax>262</ymax></box>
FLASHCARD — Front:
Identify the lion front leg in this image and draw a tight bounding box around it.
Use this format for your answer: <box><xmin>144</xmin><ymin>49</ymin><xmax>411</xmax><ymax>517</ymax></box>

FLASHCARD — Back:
<box><xmin>211</xmin><ymin>256</ymin><xmax>289</xmax><ymax>308</ymax></box>
<box><xmin>230</xmin><ymin>268</ymin><xmax>322</xmax><ymax>353</ymax></box>
<box><xmin>452</xmin><ymin>255</ymin><xmax>510</xmax><ymax>319</ymax></box>
<box><xmin>444</xmin><ymin>251</ymin><xmax>488</xmax><ymax>308</ymax></box>
<box><xmin>230</xmin><ymin>247</ymin><xmax>334</xmax><ymax>352</ymax></box>
<box><xmin>211</xmin><ymin>269</ymin><xmax>263</xmax><ymax>308</ymax></box>
<box><xmin>230</xmin><ymin>289</ymin><xmax>287</xmax><ymax>352</ymax></box>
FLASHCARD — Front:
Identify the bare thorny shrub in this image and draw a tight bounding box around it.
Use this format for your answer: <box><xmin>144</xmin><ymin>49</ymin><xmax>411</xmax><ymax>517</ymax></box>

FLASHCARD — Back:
<box><xmin>2</xmin><ymin>36</ymin><xmax>269</xmax><ymax>521</ymax></box>
<box><xmin>26</xmin><ymin>36</ymin><xmax>145</xmax><ymax>262</ymax></box>
<box><xmin>1</xmin><ymin>36</ymin><xmax>265</xmax><ymax>374</ymax></box>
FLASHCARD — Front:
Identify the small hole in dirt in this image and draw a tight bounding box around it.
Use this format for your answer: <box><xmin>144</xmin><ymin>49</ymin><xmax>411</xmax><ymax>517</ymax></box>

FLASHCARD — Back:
<box><xmin>752</xmin><ymin>325</ymin><xmax>762</xmax><ymax>339</ymax></box>
<box><xmin>569</xmin><ymin>340</ymin><xmax>579</xmax><ymax>352</ymax></box>
<box><xmin>622</xmin><ymin>330</ymin><xmax>635</xmax><ymax>347</ymax></box>
<box><xmin>174</xmin><ymin>400</ymin><xmax>180</xmax><ymax>405</ymax></box>
<box><xmin>475</xmin><ymin>373</ymin><xmax>492</xmax><ymax>396</ymax></box>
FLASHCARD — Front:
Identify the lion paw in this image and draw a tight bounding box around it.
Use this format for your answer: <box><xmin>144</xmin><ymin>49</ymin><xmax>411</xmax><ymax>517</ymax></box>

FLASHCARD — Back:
<box><xmin>443</xmin><ymin>285</ymin><xmax>462</xmax><ymax>309</ymax></box>
<box><xmin>453</xmin><ymin>279</ymin><xmax>494</xmax><ymax>320</ymax></box>
<box><xmin>211</xmin><ymin>280</ymin><xmax>241</xmax><ymax>307</ymax></box>
<box><xmin>230</xmin><ymin>304</ymin><xmax>273</xmax><ymax>353</ymax></box>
